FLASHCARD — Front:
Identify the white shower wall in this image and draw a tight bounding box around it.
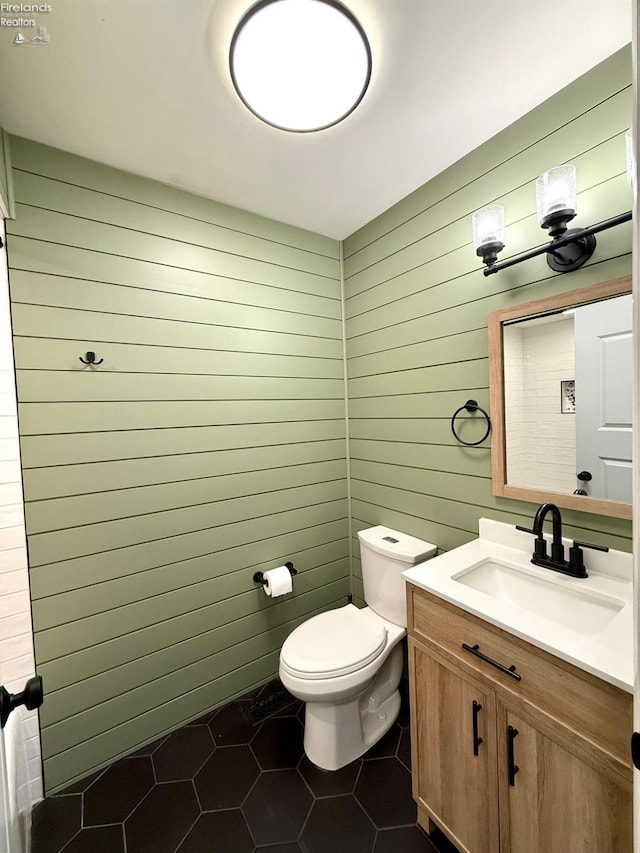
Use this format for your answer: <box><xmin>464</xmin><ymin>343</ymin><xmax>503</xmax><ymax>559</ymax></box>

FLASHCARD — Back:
<box><xmin>504</xmin><ymin>317</ymin><xmax>576</xmax><ymax>494</ymax></box>
<box><xmin>0</xmin><ymin>219</ymin><xmax>43</xmax><ymax>823</ymax></box>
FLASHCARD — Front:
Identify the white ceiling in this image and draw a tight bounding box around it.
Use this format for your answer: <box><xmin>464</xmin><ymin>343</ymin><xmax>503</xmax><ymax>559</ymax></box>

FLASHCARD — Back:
<box><xmin>0</xmin><ymin>0</ymin><xmax>632</xmax><ymax>240</ymax></box>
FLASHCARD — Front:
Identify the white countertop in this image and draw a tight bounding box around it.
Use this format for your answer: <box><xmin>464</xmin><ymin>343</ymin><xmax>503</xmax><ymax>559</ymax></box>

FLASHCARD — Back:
<box><xmin>402</xmin><ymin>518</ymin><xmax>633</xmax><ymax>693</ymax></box>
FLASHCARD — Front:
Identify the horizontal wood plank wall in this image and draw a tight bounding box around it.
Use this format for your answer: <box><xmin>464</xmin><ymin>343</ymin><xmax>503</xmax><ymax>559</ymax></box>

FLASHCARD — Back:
<box><xmin>342</xmin><ymin>47</ymin><xmax>634</xmax><ymax>602</ymax></box>
<box><xmin>5</xmin><ymin>137</ymin><xmax>348</xmax><ymax>793</ymax></box>
<box><xmin>0</xmin><ymin>130</ymin><xmax>12</xmax><ymax>217</ymax></box>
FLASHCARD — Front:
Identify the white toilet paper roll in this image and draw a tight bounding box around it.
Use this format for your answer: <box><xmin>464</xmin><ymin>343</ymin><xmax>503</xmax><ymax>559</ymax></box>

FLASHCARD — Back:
<box><xmin>263</xmin><ymin>565</ymin><xmax>293</xmax><ymax>597</ymax></box>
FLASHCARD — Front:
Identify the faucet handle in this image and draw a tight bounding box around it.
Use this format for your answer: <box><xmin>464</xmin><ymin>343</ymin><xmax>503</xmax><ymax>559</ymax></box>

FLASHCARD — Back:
<box><xmin>573</xmin><ymin>539</ymin><xmax>609</xmax><ymax>552</ymax></box>
<box><xmin>568</xmin><ymin>540</ymin><xmax>609</xmax><ymax>577</ymax></box>
<box><xmin>515</xmin><ymin>525</ymin><xmax>548</xmax><ymax>558</ymax></box>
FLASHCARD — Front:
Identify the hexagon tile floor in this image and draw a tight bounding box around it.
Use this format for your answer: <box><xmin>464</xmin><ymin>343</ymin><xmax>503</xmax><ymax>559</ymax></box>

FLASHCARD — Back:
<box><xmin>32</xmin><ymin>678</ymin><xmax>460</xmax><ymax>853</ymax></box>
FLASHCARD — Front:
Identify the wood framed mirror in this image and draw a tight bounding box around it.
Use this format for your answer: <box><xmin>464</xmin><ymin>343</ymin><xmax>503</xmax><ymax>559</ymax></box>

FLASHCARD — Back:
<box><xmin>488</xmin><ymin>275</ymin><xmax>632</xmax><ymax>520</ymax></box>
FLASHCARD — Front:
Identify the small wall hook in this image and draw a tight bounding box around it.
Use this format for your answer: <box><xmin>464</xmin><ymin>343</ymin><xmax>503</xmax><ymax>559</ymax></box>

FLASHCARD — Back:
<box><xmin>253</xmin><ymin>561</ymin><xmax>297</xmax><ymax>586</ymax></box>
<box><xmin>79</xmin><ymin>351</ymin><xmax>103</xmax><ymax>366</ymax></box>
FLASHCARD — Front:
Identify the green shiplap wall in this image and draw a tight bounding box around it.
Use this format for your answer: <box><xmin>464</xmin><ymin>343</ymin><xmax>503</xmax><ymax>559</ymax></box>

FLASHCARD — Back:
<box><xmin>343</xmin><ymin>46</ymin><xmax>634</xmax><ymax>602</ymax></box>
<box><xmin>5</xmin><ymin>137</ymin><xmax>348</xmax><ymax>793</ymax></box>
<box><xmin>0</xmin><ymin>130</ymin><xmax>14</xmax><ymax>218</ymax></box>
<box><xmin>4</xmin><ymin>43</ymin><xmax>635</xmax><ymax>796</ymax></box>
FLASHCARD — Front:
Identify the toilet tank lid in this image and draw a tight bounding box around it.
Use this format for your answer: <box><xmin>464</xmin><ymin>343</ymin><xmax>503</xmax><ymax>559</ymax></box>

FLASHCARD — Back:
<box><xmin>357</xmin><ymin>526</ymin><xmax>437</xmax><ymax>564</ymax></box>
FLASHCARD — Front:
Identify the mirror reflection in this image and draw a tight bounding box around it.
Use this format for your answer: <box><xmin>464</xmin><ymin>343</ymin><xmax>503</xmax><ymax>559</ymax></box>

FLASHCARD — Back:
<box><xmin>488</xmin><ymin>276</ymin><xmax>632</xmax><ymax>519</ymax></box>
<box><xmin>503</xmin><ymin>294</ymin><xmax>632</xmax><ymax>501</ymax></box>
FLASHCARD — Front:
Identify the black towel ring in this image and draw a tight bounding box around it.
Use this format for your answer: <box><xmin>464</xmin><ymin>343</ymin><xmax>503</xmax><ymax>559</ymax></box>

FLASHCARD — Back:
<box><xmin>451</xmin><ymin>399</ymin><xmax>491</xmax><ymax>446</ymax></box>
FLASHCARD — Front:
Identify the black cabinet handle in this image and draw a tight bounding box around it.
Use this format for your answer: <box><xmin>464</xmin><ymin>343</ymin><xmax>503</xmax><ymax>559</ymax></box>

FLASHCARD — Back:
<box><xmin>461</xmin><ymin>643</ymin><xmax>521</xmax><ymax>681</ymax></box>
<box><xmin>472</xmin><ymin>700</ymin><xmax>483</xmax><ymax>756</ymax></box>
<box><xmin>507</xmin><ymin>725</ymin><xmax>519</xmax><ymax>786</ymax></box>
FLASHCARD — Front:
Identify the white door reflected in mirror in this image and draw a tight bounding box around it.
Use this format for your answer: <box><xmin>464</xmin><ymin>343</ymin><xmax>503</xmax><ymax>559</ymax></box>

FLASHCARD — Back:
<box><xmin>575</xmin><ymin>295</ymin><xmax>632</xmax><ymax>502</ymax></box>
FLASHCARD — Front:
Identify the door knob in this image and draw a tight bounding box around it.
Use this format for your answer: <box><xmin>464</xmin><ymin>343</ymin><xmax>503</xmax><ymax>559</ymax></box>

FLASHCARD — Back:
<box><xmin>0</xmin><ymin>676</ymin><xmax>44</xmax><ymax>729</ymax></box>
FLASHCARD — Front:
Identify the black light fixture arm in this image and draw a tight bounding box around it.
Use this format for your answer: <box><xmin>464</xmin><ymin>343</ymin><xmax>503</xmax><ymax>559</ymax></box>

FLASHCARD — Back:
<box><xmin>483</xmin><ymin>210</ymin><xmax>632</xmax><ymax>276</ymax></box>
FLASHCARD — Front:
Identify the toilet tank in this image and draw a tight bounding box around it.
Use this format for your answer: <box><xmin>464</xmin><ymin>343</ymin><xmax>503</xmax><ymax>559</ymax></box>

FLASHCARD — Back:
<box><xmin>357</xmin><ymin>526</ymin><xmax>437</xmax><ymax>627</ymax></box>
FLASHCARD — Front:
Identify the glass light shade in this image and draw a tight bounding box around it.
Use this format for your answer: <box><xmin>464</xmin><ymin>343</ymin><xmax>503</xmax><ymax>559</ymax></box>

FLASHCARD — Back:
<box><xmin>625</xmin><ymin>128</ymin><xmax>636</xmax><ymax>191</ymax></box>
<box><xmin>230</xmin><ymin>0</ymin><xmax>372</xmax><ymax>132</ymax></box>
<box><xmin>536</xmin><ymin>164</ymin><xmax>577</xmax><ymax>226</ymax></box>
<box><xmin>472</xmin><ymin>204</ymin><xmax>505</xmax><ymax>249</ymax></box>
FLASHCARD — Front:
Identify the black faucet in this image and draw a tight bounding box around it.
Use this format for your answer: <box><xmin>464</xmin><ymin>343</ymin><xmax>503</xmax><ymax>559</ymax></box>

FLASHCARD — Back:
<box><xmin>516</xmin><ymin>503</ymin><xmax>608</xmax><ymax>578</ymax></box>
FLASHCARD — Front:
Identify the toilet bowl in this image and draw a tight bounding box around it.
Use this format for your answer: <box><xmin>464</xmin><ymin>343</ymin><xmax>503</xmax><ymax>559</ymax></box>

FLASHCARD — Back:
<box><xmin>279</xmin><ymin>526</ymin><xmax>436</xmax><ymax>770</ymax></box>
<box><xmin>280</xmin><ymin>603</ymin><xmax>405</xmax><ymax>770</ymax></box>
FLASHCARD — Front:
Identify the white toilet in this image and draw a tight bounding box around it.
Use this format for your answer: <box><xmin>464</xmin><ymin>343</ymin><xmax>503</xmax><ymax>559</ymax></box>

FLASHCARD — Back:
<box><xmin>279</xmin><ymin>525</ymin><xmax>436</xmax><ymax>770</ymax></box>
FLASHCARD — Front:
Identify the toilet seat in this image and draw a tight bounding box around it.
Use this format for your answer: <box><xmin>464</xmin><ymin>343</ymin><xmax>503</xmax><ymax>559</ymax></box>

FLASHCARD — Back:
<box><xmin>280</xmin><ymin>605</ymin><xmax>387</xmax><ymax>679</ymax></box>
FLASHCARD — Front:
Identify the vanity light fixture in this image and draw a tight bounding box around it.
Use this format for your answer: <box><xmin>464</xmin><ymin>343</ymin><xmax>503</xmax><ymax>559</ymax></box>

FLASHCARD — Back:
<box><xmin>472</xmin><ymin>137</ymin><xmax>633</xmax><ymax>276</ymax></box>
<box><xmin>229</xmin><ymin>0</ymin><xmax>372</xmax><ymax>132</ymax></box>
<box><xmin>472</xmin><ymin>204</ymin><xmax>505</xmax><ymax>268</ymax></box>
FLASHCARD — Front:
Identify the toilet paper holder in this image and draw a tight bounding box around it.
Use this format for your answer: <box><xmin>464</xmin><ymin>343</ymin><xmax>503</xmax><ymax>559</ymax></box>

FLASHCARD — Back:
<box><xmin>253</xmin><ymin>561</ymin><xmax>297</xmax><ymax>586</ymax></box>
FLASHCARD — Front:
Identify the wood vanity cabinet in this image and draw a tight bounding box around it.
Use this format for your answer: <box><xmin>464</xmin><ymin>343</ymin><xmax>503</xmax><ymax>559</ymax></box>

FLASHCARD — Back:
<box><xmin>407</xmin><ymin>584</ymin><xmax>633</xmax><ymax>853</ymax></box>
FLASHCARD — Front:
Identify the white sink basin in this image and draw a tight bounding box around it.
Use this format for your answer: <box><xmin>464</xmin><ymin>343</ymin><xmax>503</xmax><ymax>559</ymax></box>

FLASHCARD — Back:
<box><xmin>402</xmin><ymin>519</ymin><xmax>633</xmax><ymax>692</ymax></box>
<box><xmin>452</xmin><ymin>558</ymin><xmax>625</xmax><ymax>635</ymax></box>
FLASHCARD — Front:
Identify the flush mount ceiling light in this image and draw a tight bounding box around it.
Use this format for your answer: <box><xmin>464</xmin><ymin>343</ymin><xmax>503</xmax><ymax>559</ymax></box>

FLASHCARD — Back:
<box><xmin>472</xmin><ymin>137</ymin><xmax>634</xmax><ymax>276</ymax></box>
<box><xmin>229</xmin><ymin>0</ymin><xmax>372</xmax><ymax>132</ymax></box>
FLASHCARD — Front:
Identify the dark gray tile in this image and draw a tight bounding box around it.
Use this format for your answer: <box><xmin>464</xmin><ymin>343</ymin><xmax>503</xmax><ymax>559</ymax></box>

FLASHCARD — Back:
<box><xmin>363</xmin><ymin>723</ymin><xmax>400</xmax><ymax>760</ymax></box>
<box><xmin>153</xmin><ymin>725</ymin><xmax>214</xmax><ymax>781</ymax></box>
<box><xmin>251</xmin><ymin>716</ymin><xmax>304</xmax><ymax>770</ymax></box>
<box><xmin>187</xmin><ymin>710</ymin><xmax>218</xmax><ymax>726</ymax></box>
<box><xmin>398</xmin><ymin>726</ymin><xmax>412</xmax><ymax>770</ymax></box>
<box><xmin>62</xmin><ymin>825</ymin><xmax>126</xmax><ymax>853</ymax></box>
<box><xmin>128</xmin><ymin>735</ymin><xmax>169</xmax><ymax>757</ymax></box>
<box><xmin>176</xmin><ymin>810</ymin><xmax>253</xmax><ymax>853</ymax></box>
<box><xmin>243</xmin><ymin>769</ymin><xmax>312</xmax><ymax>846</ymax></box>
<box><xmin>397</xmin><ymin>677</ymin><xmax>411</xmax><ymax>728</ymax></box>
<box><xmin>374</xmin><ymin>825</ymin><xmax>436</xmax><ymax>852</ymax></box>
<box><xmin>125</xmin><ymin>781</ymin><xmax>199</xmax><ymax>853</ymax></box>
<box><xmin>273</xmin><ymin>697</ymin><xmax>303</xmax><ymax>718</ymax></box>
<box><xmin>195</xmin><ymin>744</ymin><xmax>260</xmax><ymax>810</ymax></box>
<box><xmin>56</xmin><ymin>769</ymin><xmax>104</xmax><ymax>795</ymax></box>
<box><xmin>298</xmin><ymin>754</ymin><xmax>361</xmax><ymax>797</ymax></box>
<box><xmin>300</xmin><ymin>796</ymin><xmax>375</xmax><ymax>853</ymax></box>
<box><xmin>33</xmin><ymin>681</ymin><xmax>428</xmax><ymax>853</ymax></box>
<box><xmin>243</xmin><ymin>679</ymin><xmax>296</xmax><ymax>725</ymax></box>
<box><xmin>355</xmin><ymin>756</ymin><xmax>416</xmax><ymax>828</ymax></box>
<box><xmin>429</xmin><ymin>827</ymin><xmax>462</xmax><ymax>852</ymax></box>
<box><xmin>84</xmin><ymin>756</ymin><xmax>154</xmax><ymax>826</ymax></box>
<box><xmin>32</xmin><ymin>795</ymin><xmax>82</xmax><ymax>853</ymax></box>
<box><xmin>257</xmin><ymin>678</ymin><xmax>284</xmax><ymax>698</ymax></box>
<box><xmin>209</xmin><ymin>702</ymin><xmax>256</xmax><ymax>745</ymax></box>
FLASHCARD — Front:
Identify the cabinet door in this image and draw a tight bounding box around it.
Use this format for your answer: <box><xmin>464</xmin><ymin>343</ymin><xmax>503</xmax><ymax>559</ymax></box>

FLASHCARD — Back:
<box><xmin>410</xmin><ymin>640</ymin><xmax>499</xmax><ymax>853</ymax></box>
<box><xmin>497</xmin><ymin>704</ymin><xmax>632</xmax><ymax>853</ymax></box>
